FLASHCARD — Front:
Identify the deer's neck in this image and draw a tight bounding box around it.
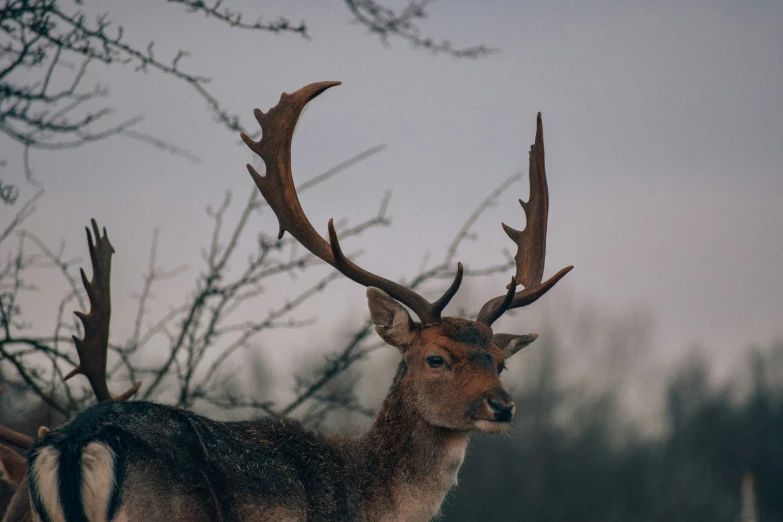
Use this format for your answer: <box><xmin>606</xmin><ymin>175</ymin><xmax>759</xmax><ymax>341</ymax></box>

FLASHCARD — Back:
<box><xmin>357</xmin><ymin>363</ymin><xmax>469</xmax><ymax>522</ymax></box>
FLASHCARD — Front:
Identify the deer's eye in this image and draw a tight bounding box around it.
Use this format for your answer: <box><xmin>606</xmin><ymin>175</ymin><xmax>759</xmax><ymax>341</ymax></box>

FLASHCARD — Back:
<box><xmin>426</xmin><ymin>355</ymin><xmax>445</xmax><ymax>368</ymax></box>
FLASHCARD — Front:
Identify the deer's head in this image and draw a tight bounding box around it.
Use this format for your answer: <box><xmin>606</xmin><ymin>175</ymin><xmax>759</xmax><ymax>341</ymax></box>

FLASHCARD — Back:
<box><xmin>367</xmin><ymin>289</ymin><xmax>542</xmax><ymax>432</ymax></box>
<box><xmin>240</xmin><ymin>81</ymin><xmax>572</xmax><ymax>433</ymax></box>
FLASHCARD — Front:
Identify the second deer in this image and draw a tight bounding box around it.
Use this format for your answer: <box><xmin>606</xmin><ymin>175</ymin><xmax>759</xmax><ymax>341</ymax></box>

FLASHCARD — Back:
<box><xmin>23</xmin><ymin>81</ymin><xmax>572</xmax><ymax>522</ymax></box>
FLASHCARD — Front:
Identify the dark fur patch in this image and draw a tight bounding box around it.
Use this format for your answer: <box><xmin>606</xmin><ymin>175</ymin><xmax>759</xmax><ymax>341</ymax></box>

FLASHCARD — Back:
<box><xmin>58</xmin><ymin>441</ymin><xmax>86</xmax><ymax>522</ymax></box>
<box><xmin>468</xmin><ymin>351</ymin><xmax>495</xmax><ymax>372</ymax></box>
<box><xmin>440</xmin><ymin>318</ymin><xmax>492</xmax><ymax>349</ymax></box>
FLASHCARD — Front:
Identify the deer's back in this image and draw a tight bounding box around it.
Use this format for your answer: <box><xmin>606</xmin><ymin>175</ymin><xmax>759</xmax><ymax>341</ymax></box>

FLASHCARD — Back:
<box><xmin>28</xmin><ymin>401</ymin><xmax>359</xmax><ymax>522</ymax></box>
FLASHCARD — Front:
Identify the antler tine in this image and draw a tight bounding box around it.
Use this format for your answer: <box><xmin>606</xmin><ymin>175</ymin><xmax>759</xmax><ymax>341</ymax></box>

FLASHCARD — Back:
<box><xmin>476</xmin><ymin>113</ymin><xmax>573</xmax><ymax>326</ymax></box>
<box><xmin>65</xmin><ymin>219</ymin><xmax>141</xmax><ymax>402</ymax></box>
<box><xmin>430</xmin><ymin>262</ymin><xmax>463</xmax><ymax>319</ymax></box>
<box><xmin>478</xmin><ymin>276</ymin><xmax>517</xmax><ymax>327</ymax></box>
<box><xmin>241</xmin><ymin>81</ymin><xmax>462</xmax><ymax>323</ymax></box>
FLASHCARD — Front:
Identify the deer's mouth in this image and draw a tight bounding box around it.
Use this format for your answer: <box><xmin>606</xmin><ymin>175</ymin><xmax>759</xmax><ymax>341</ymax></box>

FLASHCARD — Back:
<box><xmin>472</xmin><ymin>419</ymin><xmax>512</xmax><ymax>433</ymax></box>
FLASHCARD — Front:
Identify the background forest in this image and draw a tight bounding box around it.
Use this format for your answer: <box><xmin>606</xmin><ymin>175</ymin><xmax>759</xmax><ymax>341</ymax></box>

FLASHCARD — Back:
<box><xmin>1</xmin><ymin>1</ymin><xmax>781</xmax><ymax>521</ymax></box>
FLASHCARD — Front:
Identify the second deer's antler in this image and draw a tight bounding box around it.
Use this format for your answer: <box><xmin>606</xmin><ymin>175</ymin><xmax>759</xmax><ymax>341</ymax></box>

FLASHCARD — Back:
<box><xmin>65</xmin><ymin>219</ymin><xmax>141</xmax><ymax>402</ymax></box>
<box><xmin>240</xmin><ymin>82</ymin><xmax>463</xmax><ymax>324</ymax></box>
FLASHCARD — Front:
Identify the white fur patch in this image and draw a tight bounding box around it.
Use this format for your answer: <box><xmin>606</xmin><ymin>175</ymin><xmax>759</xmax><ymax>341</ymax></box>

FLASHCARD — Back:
<box><xmin>392</xmin><ymin>436</ymin><xmax>469</xmax><ymax>522</ymax></box>
<box><xmin>443</xmin><ymin>439</ymin><xmax>467</xmax><ymax>487</ymax></box>
<box><xmin>80</xmin><ymin>442</ymin><xmax>117</xmax><ymax>522</ymax></box>
<box><xmin>31</xmin><ymin>446</ymin><xmax>65</xmax><ymax>522</ymax></box>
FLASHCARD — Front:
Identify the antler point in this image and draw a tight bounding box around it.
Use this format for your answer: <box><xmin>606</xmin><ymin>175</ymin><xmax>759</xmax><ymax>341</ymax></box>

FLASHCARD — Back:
<box><xmin>114</xmin><ymin>381</ymin><xmax>142</xmax><ymax>401</ymax></box>
<box><xmin>252</xmin><ymin>108</ymin><xmax>265</xmax><ymax>127</ymax></box>
<box><xmin>90</xmin><ymin>219</ymin><xmax>101</xmax><ymax>240</ymax></box>
<box><xmin>246</xmin><ymin>164</ymin><xmax>264</xmax><ymax>184</ymax></box>
<box><xmin>501</xmin><ymin>222</ymin><xmax>522</xmax><ymax>241</ymax></box>
<box><xmin>327</xmin><ymin>218</ymin><xmax>337</xmax><ymax>239</ymax></box>
<box><xmin>327</xmin><ymin>218</ymin><xmax>346</xmax><ymax>264</ymax></box>
<box><xmin>240</xmin><ymin>132</ymin><xmax>256</xmax><ymax>149</ymax></box>
<box><xmin>78</xmin><ymin>266</ymin><xmax>89</xmax><ymax>284</ymax></box>
<box><xmin>64</xmin><ymin>366</ymin><xmax>80</xmax><ymax>381</ymax></box>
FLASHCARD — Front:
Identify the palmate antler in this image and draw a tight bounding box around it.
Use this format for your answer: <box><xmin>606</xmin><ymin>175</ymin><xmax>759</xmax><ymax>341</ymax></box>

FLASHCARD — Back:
<box><xmin>0</xmin><ymin>222</ymin><xmax>140</xmax><ymax>522</ymax></box>
<box><xmin>0</xmin><ymin>220</ymin><xmax>138</xmax><ymax>451</ymax></box>
<box><xmin>240</xmin><ymin>82</ymin><xmax>463</xmax><ymax>324</ymax></box>
<box><xmin>476</xmin><ymin>114</ymin><xmax>574</xmax><ymax>326</ymax></box>
<box><xmin>65</xmin><ymin>219</ymin><xmax>141</xmax><ymax>401</ymax></box>
<box><xmin>241</xmin><ymin>82</ymin><xmax>570</xmax><ymax>326</ymax></box>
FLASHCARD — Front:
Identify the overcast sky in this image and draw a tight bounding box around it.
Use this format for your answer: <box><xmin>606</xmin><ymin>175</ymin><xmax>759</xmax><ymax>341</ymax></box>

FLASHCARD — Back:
<box><xmin>3</xmin><ymin>0</ymin><xmax>781</xmax><ymax>390</ymax></box>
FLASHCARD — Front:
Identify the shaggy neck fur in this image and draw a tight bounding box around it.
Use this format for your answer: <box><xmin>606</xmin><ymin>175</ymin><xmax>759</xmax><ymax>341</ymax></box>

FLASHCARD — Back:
<box><xmin>355</xmin><ymin>362</ymin><xmax>469</xmax><ymax>522</ymax></box>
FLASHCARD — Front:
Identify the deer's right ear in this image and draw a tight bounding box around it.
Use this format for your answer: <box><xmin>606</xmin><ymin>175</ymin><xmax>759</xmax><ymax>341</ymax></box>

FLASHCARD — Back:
<box><xmin>367</xmin><ymin>287</ymin><xmax>415</xmax><ymax>352</ymax></box>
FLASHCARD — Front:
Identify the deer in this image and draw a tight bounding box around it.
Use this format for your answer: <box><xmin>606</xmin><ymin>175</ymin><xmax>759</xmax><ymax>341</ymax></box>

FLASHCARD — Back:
<box><xmin>6</xmin><ymin>81</ymin><xmax>572</xmax><ymax>522</ymax></box>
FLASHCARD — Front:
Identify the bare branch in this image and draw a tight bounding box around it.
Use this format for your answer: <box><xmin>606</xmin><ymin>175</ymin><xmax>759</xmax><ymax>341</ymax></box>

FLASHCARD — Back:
<box><xmin>167</xmin><ymin>0</ymin><xmax>308</xmax><ymax>36</ymax></box>
<box><xmin>343</xmin><ymin>0</ymin><xmax>496</xmax><ymax>58</ymax></box>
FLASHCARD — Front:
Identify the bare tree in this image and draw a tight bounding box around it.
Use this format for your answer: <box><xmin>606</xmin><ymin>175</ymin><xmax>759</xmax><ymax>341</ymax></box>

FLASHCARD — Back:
<box><xmin>1</xmin><ymin>0</ymin><xmax>492</xmax><ymax>179</ymax></box>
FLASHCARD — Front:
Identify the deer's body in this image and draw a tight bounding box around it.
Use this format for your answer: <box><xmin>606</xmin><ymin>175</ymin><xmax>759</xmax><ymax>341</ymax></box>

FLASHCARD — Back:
<box><xmin>11</xmin><ymin>81</ymin><xmax>573</xmax><ymax>522</ymax></box>
<box><xmin>29</xmin><ymin>360</ymin><xmax>468</xmax><ymax>522</ymax></box>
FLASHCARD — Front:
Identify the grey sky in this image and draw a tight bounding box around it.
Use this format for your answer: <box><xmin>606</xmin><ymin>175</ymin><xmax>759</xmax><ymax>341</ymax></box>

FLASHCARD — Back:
<box><xmin>3</xmin><ymin>0</ymin><xmax>781</xmax><ymax>389</ymax></box>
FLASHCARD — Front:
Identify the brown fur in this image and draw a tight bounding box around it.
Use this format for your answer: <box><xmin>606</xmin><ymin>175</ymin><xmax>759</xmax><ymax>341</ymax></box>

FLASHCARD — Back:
<box><xmin>354</xmin><ymin>363</ymin><xmax>470</xmax><ymax>521</ymax></box>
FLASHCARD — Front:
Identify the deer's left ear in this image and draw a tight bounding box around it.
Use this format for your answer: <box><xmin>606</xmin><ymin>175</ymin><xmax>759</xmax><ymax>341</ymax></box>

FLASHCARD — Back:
<box><xmin>493</xmin><ymin>333</ymin><xmax>539</xmax><ymax>360</ymax></box>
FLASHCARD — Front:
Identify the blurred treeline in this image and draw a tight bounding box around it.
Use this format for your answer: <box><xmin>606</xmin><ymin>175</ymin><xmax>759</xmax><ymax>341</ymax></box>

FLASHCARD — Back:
<box><xmin>440</xmin><ymin>337</ymin><xmax>783</xmax><ymax>522</ymax></box>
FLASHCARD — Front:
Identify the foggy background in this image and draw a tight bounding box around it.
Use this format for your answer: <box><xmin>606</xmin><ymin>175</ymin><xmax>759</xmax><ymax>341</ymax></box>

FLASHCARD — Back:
<box><xmin>1</xmin><ymin>1</ymin><xmax>782</xmax><ymax>520</ymax></box>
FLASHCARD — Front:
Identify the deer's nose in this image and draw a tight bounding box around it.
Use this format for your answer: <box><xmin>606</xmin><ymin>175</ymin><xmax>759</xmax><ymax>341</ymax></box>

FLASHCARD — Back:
<box><xmin>486</xmin><ymin>387</ymin><xmax>515</xmax><ymax>422</ymax></box>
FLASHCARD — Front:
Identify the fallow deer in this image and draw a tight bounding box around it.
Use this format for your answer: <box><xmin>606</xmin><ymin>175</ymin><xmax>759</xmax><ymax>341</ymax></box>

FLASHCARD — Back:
<box><xmin>20</xmin><ymin>81</ymin><xmax>572</xmax><ymax>522</ymax></box>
